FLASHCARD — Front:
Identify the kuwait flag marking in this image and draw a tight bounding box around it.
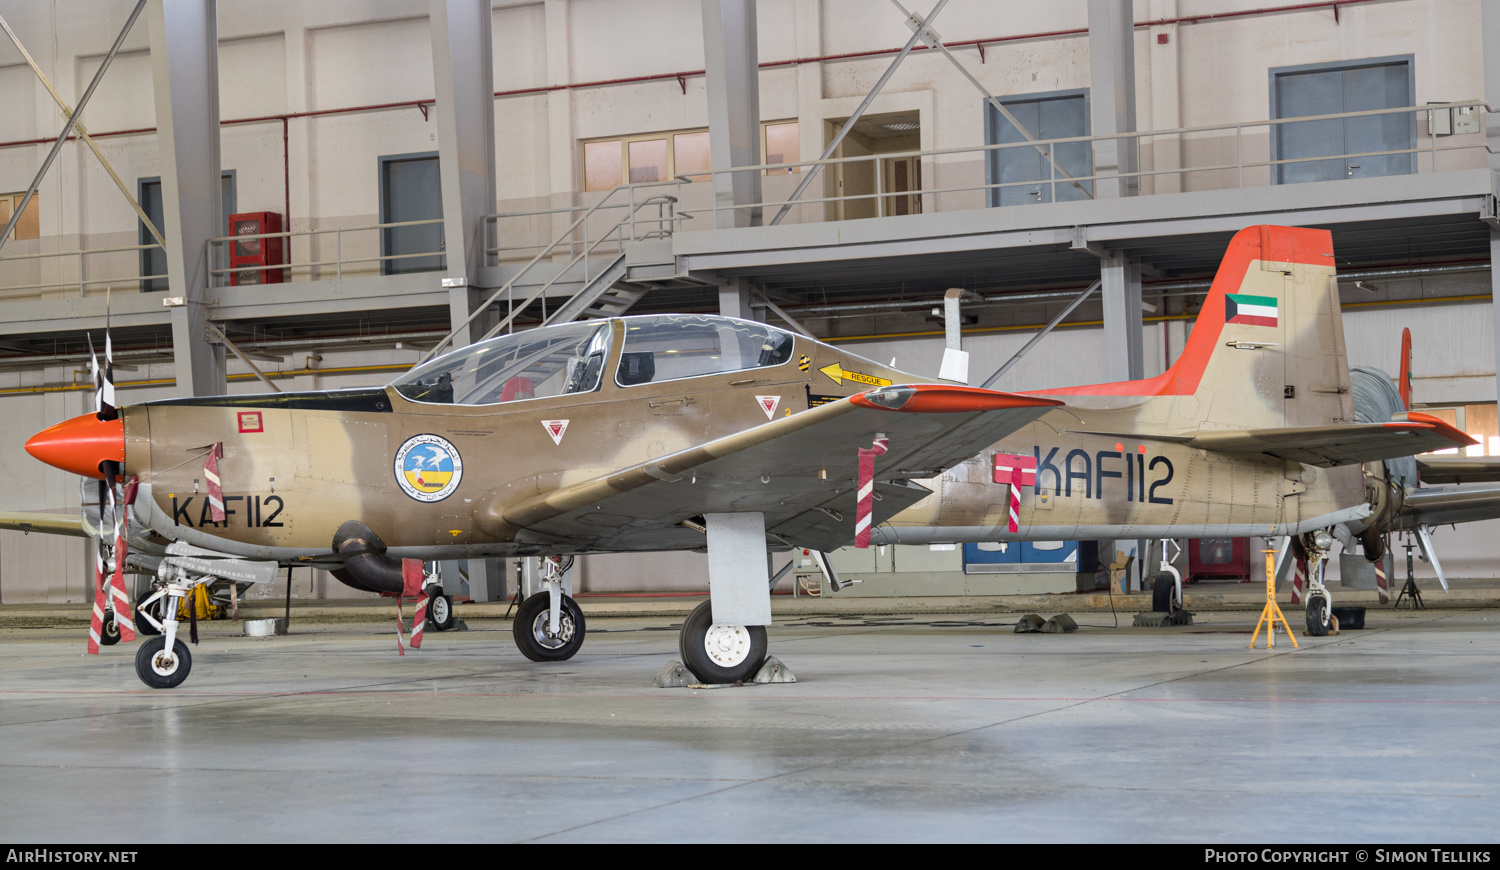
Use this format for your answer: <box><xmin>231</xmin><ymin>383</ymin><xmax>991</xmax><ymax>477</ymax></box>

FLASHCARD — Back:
<box><xmin>1226</xmin><ymin>293</ymin><xmax>1278</xmax><ymax>327</ymax></box>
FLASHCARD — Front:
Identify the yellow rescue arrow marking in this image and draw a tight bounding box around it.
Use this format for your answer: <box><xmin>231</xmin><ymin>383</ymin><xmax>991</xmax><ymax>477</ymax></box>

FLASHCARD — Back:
<box><xmin>820</xmin><ymin>362</ymin><xmax>892</xmax><ymax>387</ymax></box>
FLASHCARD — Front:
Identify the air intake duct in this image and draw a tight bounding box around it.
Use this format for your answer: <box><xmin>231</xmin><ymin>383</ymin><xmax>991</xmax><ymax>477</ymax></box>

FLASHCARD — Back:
<box><xmin>331</xmin><ymin>520</ymin><xmax>405</xmax><ymax>594</ymax></box>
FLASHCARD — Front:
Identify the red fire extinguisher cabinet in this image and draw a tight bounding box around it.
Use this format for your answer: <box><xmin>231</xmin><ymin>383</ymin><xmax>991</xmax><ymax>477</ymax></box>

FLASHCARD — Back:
<box><xmin>227</xmin><ymin>212</ymin><xmax>284</xmax><ymax>285</ymax></box>
<box><xmin>1187</xmin><ymin>537</ymin><xmax>1253</xmax><ymax>582</ymax></box>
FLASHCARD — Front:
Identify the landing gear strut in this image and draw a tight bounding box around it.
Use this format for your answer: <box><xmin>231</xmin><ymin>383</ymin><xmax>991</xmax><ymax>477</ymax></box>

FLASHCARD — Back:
<box><xmin>131</xmin><ymin>564</ymin><xmax>209</xmax><ymax>689</ymax></box>
<box><xmin>1300</xmin><ymin>529</ymin><xmax>1335</xmax><ymax>637</ymax></box>
<box><xmin>1151</xmin><ymin>539</ymin><xmax>1183</xmax><ymax>613</ymax></box>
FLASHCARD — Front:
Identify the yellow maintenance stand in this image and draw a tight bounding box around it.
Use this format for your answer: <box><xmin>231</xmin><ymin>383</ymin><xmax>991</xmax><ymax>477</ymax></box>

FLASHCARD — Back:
<box><xmin>1249</xmin><ymin>545</ymin><xmax>1298</xmax><ymax>650</ymax></box>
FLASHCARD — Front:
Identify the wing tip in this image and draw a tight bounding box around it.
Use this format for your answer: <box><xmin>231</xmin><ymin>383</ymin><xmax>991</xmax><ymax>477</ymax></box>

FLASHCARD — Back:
<box><xmin>1397</xmin><ymin>412</ymin><xmax>1478</xmax><ymax>447</ymax></box>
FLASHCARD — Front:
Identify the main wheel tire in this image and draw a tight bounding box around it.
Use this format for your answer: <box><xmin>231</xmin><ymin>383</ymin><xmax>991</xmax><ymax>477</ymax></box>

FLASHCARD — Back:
<box><xmin>99</xmin><ymin>613</ymin><xmax>121</xmax><ymax>646</ymax></box>
<box><xmin>134</xmin><ymin>589</ymin><xmax>162</xmax><ymax>636</ymax></box>
<box><xmin>512</xmin><ymin>591</ymin><xmax>585</xmax><ymax>662</ymax></box>
<box><xmin>134</xmin><ymin>636</ymin><xmax>192</xmax><ymax>689</ymax></box>
<box><xmin>427</xmin><ymin>588</ymin><xmax>456</xmax><ymax>631</ymax></box>
<box><xmin>1151</xmin><ymin>572</ymin><xmax>1178</xmax><ymax>613</ymax></box>
<box><xmin>1306</xmin><ymin>594</ymin><xmax>1330</xmax><ymax>637</ymax></box>
<box><xmin>679</xmin><ymin>600</ymin><xmax>767</xmax><ymax>685</ymax></box>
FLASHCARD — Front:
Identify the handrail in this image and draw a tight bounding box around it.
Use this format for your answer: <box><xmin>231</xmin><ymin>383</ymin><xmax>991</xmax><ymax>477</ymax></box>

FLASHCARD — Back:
<box><xmin>0</xmin><ymin>240</ymin><xmax>164</xmax><ymax>298</ymax></box>
<box><xmin>711</xmin><ymin>141</ymin><xmax>1490</xmax><ymax>215</ymax></box>
<box><xmin>205</xmin><ymin>217</ymin><xmax>446</xmax><ymax>287</ymax></box>
<box><xmin>702</xmin><ymin>100</ymin><xmax>1498</xmax><ymax>179</ymax></box>
<box><xmin>424</xmin><ymin>184</ymin><xmax>682</xmax><ymax>361</ymax></box>
<box><xmin>0</xmin><ymin>241</ymin><xmax>161</xmax><ymax>263</ymax></box>
<box><xmin>478</xmin><ymin>101</ymin><xmax>1494</xmax><ymax>237</ymax></box>
<box><xmin>204</xmin><ymin>217</ymin><xmax>443</xmax><ymax>244</ymax></box>
<box><xmin>0</xmin><ymin>274</ymin><xmax>167</xmax><ymax>295</ymax></box>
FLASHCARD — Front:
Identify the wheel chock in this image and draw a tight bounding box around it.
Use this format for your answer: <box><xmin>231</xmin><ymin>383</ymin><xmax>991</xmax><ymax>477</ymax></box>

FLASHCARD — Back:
<box><xmin>653</xmin><ymin>660</ymin><xmax>691</xmax><ymax>688</ymax></box>
<box><xmin>1040</xmin><ymin>613</ymin><xmax>1078</xmax><ymax>634</ymax></box>
<box><xmin>1014</xmin><ymin>613</ymin><xmax>1046</xmax><ymax>633</ymax></box>
<box><xmin>1133</xmin><ymin>611</ymin><xmax>1195</xmax><ymax>627</ymax></box>
<box><xmin>752</xmin><ymin>656</ymin><xmax>796</xmax><ymax>684</ymax></box>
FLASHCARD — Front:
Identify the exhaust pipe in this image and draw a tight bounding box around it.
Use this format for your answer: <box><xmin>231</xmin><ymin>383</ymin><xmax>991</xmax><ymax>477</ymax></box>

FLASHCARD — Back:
<box><xmin>331</xmin><ymin>520</ymin><xmax>404</xmax><ymax>594</ymax></box>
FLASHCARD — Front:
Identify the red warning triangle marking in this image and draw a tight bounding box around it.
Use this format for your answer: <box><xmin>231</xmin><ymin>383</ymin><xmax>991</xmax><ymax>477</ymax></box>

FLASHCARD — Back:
<box><xmin>755</xmin><ymin>395</ymin><xmax>780</xmax><ymax>419</ymax></box>
<box><xmin>542</xmin><ymin>419</ymin><xmax>569</xmax><ymax>445</ymax></box>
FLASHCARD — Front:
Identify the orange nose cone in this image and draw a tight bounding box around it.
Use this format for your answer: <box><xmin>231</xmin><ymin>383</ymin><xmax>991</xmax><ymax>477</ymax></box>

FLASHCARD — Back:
<box><xmin>25</xmin><ymin>413</ymin><xmax>126</xmax><ymax>479</ymax></box>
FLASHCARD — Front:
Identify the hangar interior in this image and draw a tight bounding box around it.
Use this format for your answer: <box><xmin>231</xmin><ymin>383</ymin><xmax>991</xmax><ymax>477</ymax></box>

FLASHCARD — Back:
<box><xmin>1</xmin><ymin>0</ymin><xmax>1499</xmax><ymax>606</ymax></box>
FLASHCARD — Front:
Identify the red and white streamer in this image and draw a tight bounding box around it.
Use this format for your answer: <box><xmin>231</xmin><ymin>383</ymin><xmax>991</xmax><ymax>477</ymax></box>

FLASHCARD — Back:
<box><xmin>204</xmin><ymin>443</ymin><xmax>226</xmax><ymax>523</ymax></box>
<box><xmin>86</xmin><ymin>543</ymin><xmax>107</xmax><ymax>655</ymax></box>
<box><xmin>854</xmin><ymin>434</ymin><xmax>890</xmax><ymax>548</ymax></box>
<box><xmin>394</xmin><ymin>596</ymin><xmax>406</xmax><ymax>656</ymax></box>
<box><xmin>1291</xmin><ymin>556</ymin><xmax>1306</xmax><ymax>606</ymax></box>
<box><xmin>993</xmin><ymin>454</ymin><xmax>1037</xmax><ymax>534</ymax></box>
<box><xmin>403</xmin><ymin>559</ymin><xmax>427</xmax><ymax>650</ymax></box>
<box><xmin>106</xmin><ymin>478</ymin><xmax>139</xmax><ymax>642</ymax></box>
<box><xmin>1374</xmin><ymin>557</ymin><xmax>1389</xmax><ymax>604</ymax></box>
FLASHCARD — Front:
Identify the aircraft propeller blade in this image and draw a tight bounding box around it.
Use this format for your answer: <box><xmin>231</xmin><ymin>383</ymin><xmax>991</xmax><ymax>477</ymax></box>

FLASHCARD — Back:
<box><xmin>100</xmin><ymin>327</ymin><xmax>116</xmax><ymax>420</ymax></box>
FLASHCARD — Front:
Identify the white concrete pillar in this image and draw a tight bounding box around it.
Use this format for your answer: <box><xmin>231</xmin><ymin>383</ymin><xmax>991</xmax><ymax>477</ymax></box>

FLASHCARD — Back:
<box><xmin>1087</xmin><ymin>0</ymin><xmax>1138</xmax><ymax>199</ymax></box>
<box><xmin>1101</xmin><ymin>252</ymin><xmax>1143</xmax><ymax>381</ymax></box>
<box><xmin>1145</xmin><ymin>0</ymin><xmax>1180</xmax><ymax>195</ymax></box>
<box><xmin>718</xmin><ymin>278</ymin><xmax>755</xmax><ymax>320</ymax></box>
<box><xmin>1483</xmin><ymin>1</ymin><xmax>1500</xmax><ymax>407</ymax></box>
<box><xmin>431</xmin><ymin>0</ymin><xmax>498</xmax><ymax>346</ymax></box>
<box><xmin>148</xmin><ymin>0</ymin><xmax>225</xmax><ymax>397</ymax></box>
<box><xmin>702</xmin><ymin>0</ymin><xmax>762</xmax><ymax>228</ymax></box>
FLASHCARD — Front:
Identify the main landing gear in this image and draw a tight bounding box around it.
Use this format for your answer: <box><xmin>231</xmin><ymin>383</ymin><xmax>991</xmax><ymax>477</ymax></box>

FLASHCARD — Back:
<box><xmin>513</xmin><ymin>556</ymin><xmax>586</xmax><ymax>661</ymax></box>
<box><xmin>1151</xmin><ymin>539</ymin><xmax>1184</xmax><ymax>614</ymax></box>
<box><xmin>679</xmin><ymin>600</ymin><xmax>767</xmax><ymax>684</ymax></box>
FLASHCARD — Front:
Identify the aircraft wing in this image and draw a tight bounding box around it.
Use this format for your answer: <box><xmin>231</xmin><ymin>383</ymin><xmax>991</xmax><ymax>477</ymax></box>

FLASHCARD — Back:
<box><xmin>501</xmin><ymin>384</ymin><xmax>1063</xmax><ymax>552</ymax></box>
<box><xmin>1395</xmin><ymin>485</ymin><xmax>1500</xmax><ymax>528</ymax></box>
<box><xmin>1189</xmin><ymin>414</ymin><xmax>1475</xmax><ymax>467</ymax></box>
<box><xmin>1415</xmin><ymin>457</ymin><xmax>1500</xmax><ymax>485</ymax></box>
<box><xmin>0</xmin><ymin>511</ymin><xmax>91</xmax><ymax>538</ymax></box>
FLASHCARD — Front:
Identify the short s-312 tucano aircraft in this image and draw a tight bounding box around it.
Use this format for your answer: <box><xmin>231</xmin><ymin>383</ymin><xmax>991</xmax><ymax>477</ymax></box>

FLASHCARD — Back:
<box><xmin>16</xmin><ymin>225</ymin><xmax>1478</xmax><ymax>688</ymax></box>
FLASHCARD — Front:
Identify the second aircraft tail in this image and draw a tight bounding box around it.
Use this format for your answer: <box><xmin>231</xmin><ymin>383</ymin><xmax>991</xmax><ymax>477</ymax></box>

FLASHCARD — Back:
<box><xmin>1032</xmin><ymin>225</ymin><xmax>1354</xmax><ymax>434</ymax></box>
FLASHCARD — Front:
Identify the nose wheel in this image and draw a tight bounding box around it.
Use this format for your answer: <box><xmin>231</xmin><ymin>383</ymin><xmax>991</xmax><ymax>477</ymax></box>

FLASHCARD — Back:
<box><xmin>512</xmin><ymin>591</ymin><xmax>586</xmax><ymax>661</ymax></box>
<box><xmin>99</xmin><ymin>612</ymin><xmax>122</xmax><ymax>645</ymax></box>
<box><xmin>426</xmin><ymin>587</ymin><xmax>456</xmax><ymax>631</ymax></box>
<box><xmin>134</xmin><ymin>636</ymin><xmax>192</xmax><ymax>689</ymax></box>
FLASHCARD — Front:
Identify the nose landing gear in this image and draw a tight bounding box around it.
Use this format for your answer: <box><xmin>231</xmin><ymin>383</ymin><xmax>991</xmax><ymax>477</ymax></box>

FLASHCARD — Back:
<box><xmin>512</xmin><ymin>556</ymin><xmax>586</xmax><ymax>661</ymax></box>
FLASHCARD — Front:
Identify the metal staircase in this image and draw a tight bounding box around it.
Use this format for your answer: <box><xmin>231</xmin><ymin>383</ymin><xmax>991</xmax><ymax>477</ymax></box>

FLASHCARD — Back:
<box><xmin>542</xmin><ymin>253</ymin><xmax>644</xmax><ymax>324</ymax></box>
<box><xmin>425</xmin><ymin>184</ymin><xmax>690</xmax><ymax>361</ymax></box>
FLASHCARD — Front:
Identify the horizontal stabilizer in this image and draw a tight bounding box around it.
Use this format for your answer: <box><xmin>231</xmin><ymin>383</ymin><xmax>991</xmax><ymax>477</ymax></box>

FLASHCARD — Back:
<box><xmin>1415</xmin><ymin>457</ymin><xmax>1500</xmax><ymax>485</ymax></box>
<box><xmin>1188</xmin><ymin>413</ymin><xmax>1474</xmax><ymax>467</ymax></box>
<box><xmin>0</xmin><ymin>511</ymin><xmax>90</xmax><ymax>538</ymax></box>
<box><xmin>1399</xmin><ymin>485</ymin><xmax>1500</xmax><ymax>528</ymax></box>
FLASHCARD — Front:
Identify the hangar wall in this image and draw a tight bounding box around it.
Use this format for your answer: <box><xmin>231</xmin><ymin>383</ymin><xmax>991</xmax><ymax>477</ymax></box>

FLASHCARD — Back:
<box><xmin>0</xmin><ymin>0</ymin><xmax>1487</xmax><ymax>285</ymax></box>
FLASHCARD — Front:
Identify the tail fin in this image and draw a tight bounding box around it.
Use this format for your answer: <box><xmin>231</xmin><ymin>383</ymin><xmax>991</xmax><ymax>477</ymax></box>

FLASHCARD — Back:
<box><xmin>1033</xmin><ymin>225</ymin><xmax>1353</xmax><ymax>431</ymax></box>
<box><xmin>1398</xmin><ymin>327</ymin><xmax>1413</xmax><ymax>409</ymax></box>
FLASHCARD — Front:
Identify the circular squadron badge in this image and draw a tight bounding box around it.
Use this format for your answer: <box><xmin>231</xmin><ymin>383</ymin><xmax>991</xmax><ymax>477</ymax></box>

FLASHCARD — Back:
<box><xmin>394</xmin><ymin>434</ymin><xmax>464</xmax><ymax>502</ymax></box>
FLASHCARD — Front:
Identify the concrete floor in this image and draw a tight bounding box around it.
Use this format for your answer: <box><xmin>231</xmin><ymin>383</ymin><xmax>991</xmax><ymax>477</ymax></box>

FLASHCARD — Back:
<box><xmin>1</xmin><ymin>606</ymin><xmax>1497</xmax><ymax>843</ymax></box>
